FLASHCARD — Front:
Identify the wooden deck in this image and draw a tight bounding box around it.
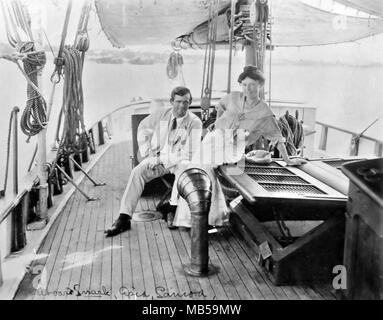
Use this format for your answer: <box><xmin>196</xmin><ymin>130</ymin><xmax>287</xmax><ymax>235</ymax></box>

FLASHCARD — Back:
<box><xmin>14</xmin><ymin>141</ymin><xmax>338</xmax><ymax>300</ymax></box>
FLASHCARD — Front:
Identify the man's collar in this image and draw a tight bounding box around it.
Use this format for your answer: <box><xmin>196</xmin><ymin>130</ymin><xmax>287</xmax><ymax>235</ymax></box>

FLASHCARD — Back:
<box><xmin>171</xmin><ymin>110</ymin><xmax>189</xmax><ymax>122</ymax></box>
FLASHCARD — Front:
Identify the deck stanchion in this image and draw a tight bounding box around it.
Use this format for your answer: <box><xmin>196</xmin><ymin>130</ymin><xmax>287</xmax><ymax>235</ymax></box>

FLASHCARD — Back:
<box><xmin>88</xmin><ymin>129</ymin><xmax>96</xmax><ymax>154</ymax></box>
<box><xmin>177</xmin><ymin>168</ymin><xmax>218</xmax><ymax>276</ymax></box>
<box><xmin>73</xmin><ymin>152</ymin><xmax>82</xmax><ymax>171</ymax></box>
<box><xmin>11</xmin><ymin>193</ymin><xmax>29</xmax><ymax>252</ymax></box>
<box><xmin>98</xmin><ymin>121</ymin><xmax>105</xmax><ymax>145</ymax></box>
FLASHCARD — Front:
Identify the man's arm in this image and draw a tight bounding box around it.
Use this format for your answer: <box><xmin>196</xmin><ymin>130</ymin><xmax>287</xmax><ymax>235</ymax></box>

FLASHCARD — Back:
<box><xmin>137</xmin><ymin>107</ymin><xmax>164</xmax><ymax>159</ymax></box>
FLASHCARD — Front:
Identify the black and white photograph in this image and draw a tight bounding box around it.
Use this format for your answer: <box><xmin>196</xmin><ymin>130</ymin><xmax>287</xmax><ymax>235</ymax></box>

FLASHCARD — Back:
<box><xmin>0</xmin><ymin>0</ymin><xmax>382</xmax><ymax>308</ymax></box>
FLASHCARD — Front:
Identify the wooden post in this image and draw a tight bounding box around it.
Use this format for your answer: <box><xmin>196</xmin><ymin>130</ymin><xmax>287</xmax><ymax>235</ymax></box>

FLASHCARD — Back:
<box><xmin>35</xmin><ymin>21</ymin><xmax>48</xmax><ymax>225</ymax></box>
<box><xmin>245</xmin><ymin>44</ymin><xmax>257</xmax><ymax>66</ymax></box>
<box><xmin>374</xmin><ymin>142</ymin><xmax>383</xmax><ymax>157</ymax></box>
<box><xmin>319</xmin><ymin>125</ymin><xmax>329</xmax><ymax>151</ymax></box>
<box><xmin>350</xmin><ymin>134</ymin><xmax>360</xmax><ymax>156</ymax></box>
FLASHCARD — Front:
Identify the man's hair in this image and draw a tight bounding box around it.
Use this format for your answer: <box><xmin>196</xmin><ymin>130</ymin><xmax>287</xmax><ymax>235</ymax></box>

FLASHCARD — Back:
<box><xmin>237</xmin><ymin>65</ymin><xmax>265</xmax><ymax>85</ymax></box>
<box><xmin>170</xmin><ymin>86</ymin><xmax>193</xmax><ymax>104</ymax></box>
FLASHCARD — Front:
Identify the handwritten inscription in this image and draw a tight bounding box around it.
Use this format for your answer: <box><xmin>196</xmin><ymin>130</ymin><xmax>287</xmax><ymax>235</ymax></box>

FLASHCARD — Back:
<box><xmin>36</xmin><ymin>284</ymin><xmax>209</xmax><ymax>299</ymax></box>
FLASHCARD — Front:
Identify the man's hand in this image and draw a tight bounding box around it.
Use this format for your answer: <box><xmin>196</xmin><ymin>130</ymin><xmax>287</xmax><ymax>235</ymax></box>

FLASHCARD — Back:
<box><xmin>286</xmin><ymin>157</ymin><xmax>307</xmax><ymax>166</ymax></box>
<box><xmin>147</xmin><ymin>156</ymin><xmax>162</xmax><ymax>170</ymax></box>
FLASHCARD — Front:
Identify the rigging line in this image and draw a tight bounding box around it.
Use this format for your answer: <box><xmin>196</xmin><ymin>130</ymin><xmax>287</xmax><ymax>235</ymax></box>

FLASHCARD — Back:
<box><xmin>227</xmin><ymin>0</ymin><xmax>237</xmax><ymax>93</ymax></box>
<box><xmin>209</xmin><ymin>0</ymin><xmax>220</xmax><ymax>98</ymax></box>
<box><xmin>42</xmin><ymin>29</ymin><xmax>56</xmax><ymax>59</ymax></box>
<box><xmin>4</xmin><ymin>0</ymin><xmax>21</xmax><ymax>44</ymax></box>
<box><xmin>359</xmin><ymin>116</ymin><xmax>382</xmax><ymax>136</ymax></box>
<box><xmin>14</xmin><ymin>0</ymin><xmax>33</xmax><ymax>42</ymax></box>
<box><xmin>0</xmin><ymin>0</ymin><xmax>16</xmax><ymax>47</ymax></box>
<box><xmin>201</xmin><ymin>1</ymin><xmax>213</xmax><ymax>99</ymax></box>
<box><xmin>268</xmin><ymin>0</ymin><xmax>272</xmax><ymax>108</ymax></box>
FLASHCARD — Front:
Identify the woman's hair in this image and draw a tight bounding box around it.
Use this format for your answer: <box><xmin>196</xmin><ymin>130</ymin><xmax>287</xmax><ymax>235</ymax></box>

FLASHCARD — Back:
<box><xmin>237</xmin><ymin>65</ymin><xmax>265</xmax><ymax>85</ymax></box>
<box><xmin>170</xmin><ymin>86</ymin><xmax>193</xmax><ymax>104</ymax></box>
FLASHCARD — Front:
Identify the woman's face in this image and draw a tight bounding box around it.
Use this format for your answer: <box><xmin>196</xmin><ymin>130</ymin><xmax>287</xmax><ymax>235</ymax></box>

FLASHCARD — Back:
<box><xmin>241</xmin><ymin>77</ymin><xmax>261</xmax><ymax>100</ymax></box>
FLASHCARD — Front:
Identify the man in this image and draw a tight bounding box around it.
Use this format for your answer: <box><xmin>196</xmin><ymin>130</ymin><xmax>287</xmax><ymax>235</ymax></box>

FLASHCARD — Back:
<box><xmin>105</xmin><ymin>86</ymin><xmax>202</xmax><ymax>237</ymax></box>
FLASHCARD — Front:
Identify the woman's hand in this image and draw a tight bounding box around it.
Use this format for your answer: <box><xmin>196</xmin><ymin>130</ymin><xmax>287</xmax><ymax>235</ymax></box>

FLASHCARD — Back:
<box><xmin>286</xmin><ymin>157</ymin><xmax>307</xmax><ymax>166</ymax></box>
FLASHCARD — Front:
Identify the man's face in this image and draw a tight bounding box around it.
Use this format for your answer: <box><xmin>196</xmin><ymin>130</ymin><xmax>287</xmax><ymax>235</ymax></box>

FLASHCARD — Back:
<box><xmin>171</xmin><ymin>93</ymin><xmax>191</xmax><ymax>118</ymax></box>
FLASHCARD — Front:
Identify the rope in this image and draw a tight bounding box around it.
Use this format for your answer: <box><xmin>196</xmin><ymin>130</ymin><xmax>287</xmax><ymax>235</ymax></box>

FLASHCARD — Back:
<box><xmin>200</xmin><ymin>0</ymin><xmax>220</xmax><ymax>121</ymax></box>
<box><xmin>166</xmin><ymin>51</ymin><xmax>184</xmax><ymax>80</ymax></box>
<box><xmin>18</xmin><ymin>42</ymin><xmax>48</xmax><ymax>141</ymax></box>
<box><xmin>272</xmin><ymin>207</ymin><xmax>294</xmax><ymax>245</ymax></box>
<box><xmin>276</xmin><ymin>111</ymin><xmax>304</xmax><ymax>156</ymax></box>
<box><xmin>52</xmin><ymin>46</ymin><xmax>88</xmax><ymax>174</ymax></box>
<box><xmin>227</xmin><ymin>0</ymin><xmax>237</xmax><ymax>93</ymax></box>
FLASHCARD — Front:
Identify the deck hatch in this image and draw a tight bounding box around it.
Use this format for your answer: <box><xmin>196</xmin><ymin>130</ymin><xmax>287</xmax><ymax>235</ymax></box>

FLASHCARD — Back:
<box><xmin>244</xmin><ymin>162</ymin><xmax>328</xmax><ymax>195</ymax></box>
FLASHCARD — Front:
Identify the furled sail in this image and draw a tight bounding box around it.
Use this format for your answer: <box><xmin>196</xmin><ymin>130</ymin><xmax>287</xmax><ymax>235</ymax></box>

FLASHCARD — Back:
<box><xmin>94</xmin><ymin>0</ymin><xmax>231</xmax><ymax>48</ymax></box>
<box><xmin>334</xmin><ymin>0</ymin><xmax>383</xmax><ymax>17</ymax></box>
<box><xmin>95</xmin><ymin>0</ymin><xmax>383</xmax><ymax>48</ymax></box>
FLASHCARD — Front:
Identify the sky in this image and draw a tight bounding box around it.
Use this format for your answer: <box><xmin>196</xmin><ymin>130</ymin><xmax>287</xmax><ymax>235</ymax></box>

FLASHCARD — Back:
<box><xmin>0</xmin><ymin>0</ymin><xmax>383</xmax><ymax>64</ymax></box>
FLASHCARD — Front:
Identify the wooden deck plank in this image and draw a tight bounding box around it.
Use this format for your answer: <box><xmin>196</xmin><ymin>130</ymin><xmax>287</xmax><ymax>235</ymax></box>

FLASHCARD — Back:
<box><xmin>66</xmin><ymin>182</ymin><xmax>94</xmax><ymax>300</ymax></box>
<box><xmin>145</xmin><ymin>221</ymin><xmax>167</xmax><ymax>295</ymax></box>
<box><xmin>231</xmin><ymin>230</ymin><xmax>290</xmax><ymax>300</ymax></box>
<box><xmin>218</xmin><ymin>230</ymin><xmax>265</xmax><ymax>299</ymax></box>
<box><xmin>32</xmin><ymin>196</ymin><xmax>76</xmax><ymax>300</ymax></box>
<box><xmin>210</xmin><ymin>233</ymin><xmax>252</xmax><ymax>300</ymax></box>
<box><xmin>137</xmin><ymin>222</ymin><xmax>156</xmax><ymax>299</ymax></box>
<box><xmin>129</xmin><ymin>220</ymin><xmax>146</xmax><ymax>300</ymax></box>
<box><xmin>222</xmin><ymin>230</ymin><xmax>277</xmax><ymax>300</ymax></box>
<box><xmin>206</xmin><ymin>234</ymin><xmax>241</xmax><ymax>300</ymax></box>
<box><xmin>158</xmin><ymin>220</ymin><xmax>193</xmax><ymax>300</ymax></box>
<box><xmin>99</xmin><ymin>148</ymin><xmax>115</xmax><ymax>300</ymax></box>
<box><xmin>75</xmin><ymin>165</ymin><xmax>105</xmax><ymax>299</ymax></box>
<box><xmin>42</xmin><ymin>194</ymin><xmax>81</xmax><ymax>300</ymax></box>
<box><xmin>151</xmin><ymin>220</ymin><xmax>181</xmax><ymax>300</ymax></box>
<box><xmin>171</xmin><ymin>229</ymin><xmax>208</xmax><ymax>300</ymax></box>
<box><xmin>55</xmin><ymin>189</ymin><xmax>87</xmax><ymax>300</ymax></box>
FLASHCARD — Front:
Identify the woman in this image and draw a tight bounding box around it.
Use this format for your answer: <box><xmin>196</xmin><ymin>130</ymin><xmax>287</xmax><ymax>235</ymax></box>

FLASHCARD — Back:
<box><xmin>173</xmin><ymin>65</ymin><xmax>306</xmax><ymax>228</ymax></box>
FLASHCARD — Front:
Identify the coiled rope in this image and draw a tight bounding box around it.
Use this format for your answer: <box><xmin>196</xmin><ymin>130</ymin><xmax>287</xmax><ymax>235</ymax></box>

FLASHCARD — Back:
<box><xmin>277</xmin><ymin>111</ymin><xmax>304</xmax><ymax>156</ymax></box>
<box><xmin>53</xmin><ymin>46</ymin><xmax>87</xmax><ymax>162</ymax></box>
<box><xmin>18</xmin><ymin>42</ymin><xmax>48</xmax><ymax>141</ymax></box>
<box><xmin>166</xmin><ymin>51</ymin><xmax>184</xmax><ymax>80</ymax></box>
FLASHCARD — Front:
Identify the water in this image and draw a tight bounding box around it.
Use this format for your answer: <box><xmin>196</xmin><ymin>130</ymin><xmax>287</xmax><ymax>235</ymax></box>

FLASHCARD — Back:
<box><xmin>1</xmin><ymin>57</ymin><xmax>382</xmax><ymax>185</ymax></box>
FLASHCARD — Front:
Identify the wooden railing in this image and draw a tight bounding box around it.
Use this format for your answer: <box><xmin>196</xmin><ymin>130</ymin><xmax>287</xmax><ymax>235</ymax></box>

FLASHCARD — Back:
<box><xmin>316</xmin><ymin>121</ymin><xmax>383</xmax><ymax>157</ymax></box>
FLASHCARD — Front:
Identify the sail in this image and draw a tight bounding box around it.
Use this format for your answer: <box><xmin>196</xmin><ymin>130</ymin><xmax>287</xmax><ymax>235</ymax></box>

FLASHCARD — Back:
<box><xmin>95</xmin><ymin>0</ymin><xmax>383</xmax><ymax>47</ymax></box>
<box><xmin>94</xmin><ymin>0</ymin><xmax>231</xmax><ymax>48</ymax></box>
<box><xmin>270</xmin><ymin>0</ymin><xmax>383</xmax><ymax>46</ymax></box>
<box><xmin>334</xmin><ymin>0</ymin><xmax>383</xmax><ymax>17</ymax></box>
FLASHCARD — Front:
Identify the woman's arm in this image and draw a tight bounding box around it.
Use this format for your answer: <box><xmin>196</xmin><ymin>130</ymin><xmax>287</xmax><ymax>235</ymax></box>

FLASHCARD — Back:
<box><xmin>276</xmin><ymin>142</ymin><xmax>306</xmax><ymax>166</ymax></box>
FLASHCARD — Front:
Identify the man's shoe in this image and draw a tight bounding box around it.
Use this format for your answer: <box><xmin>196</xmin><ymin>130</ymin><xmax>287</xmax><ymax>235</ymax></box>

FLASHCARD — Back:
<box><xmin>167</xmin><ymin>212</ymin><xmax>177</xmax><ymax>230</ymax></box>
<box><xmin>104</xmin><ymin>214</ymin><xmax>131</xmax><ymax>237</ymax></box>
